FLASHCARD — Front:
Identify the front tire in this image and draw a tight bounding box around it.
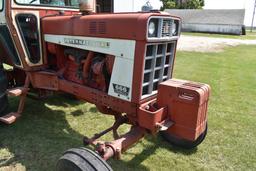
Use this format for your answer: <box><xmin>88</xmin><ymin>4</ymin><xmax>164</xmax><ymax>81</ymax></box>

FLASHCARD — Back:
<box><xmin>0</xmin><ymin>64</ymin><xmax>8</xmax><ymax>116</ymax></box>
<box><xmin>161</xmin><ymin>123</ymin><xmax>208</xmax><ymax>149</ymax></box>
<box><xmin>56</xmin><ymin>148</ymin><xmax>113</xmax><ymax>171</ymax></box>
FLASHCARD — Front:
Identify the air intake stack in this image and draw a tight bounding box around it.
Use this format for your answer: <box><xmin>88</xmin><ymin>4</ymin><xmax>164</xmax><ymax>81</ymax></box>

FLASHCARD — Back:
<box><xmin>79</xmin><ymin>0</ymin><xmax>96</xmax><ymax>15</ymax></box>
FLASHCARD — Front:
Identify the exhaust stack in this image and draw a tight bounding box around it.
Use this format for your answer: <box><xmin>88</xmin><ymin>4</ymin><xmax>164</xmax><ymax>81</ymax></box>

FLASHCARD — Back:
<box><xmin>79</xmin><ymin>0</ymin><xmax>96</xmax><ymax>15</ymax></box>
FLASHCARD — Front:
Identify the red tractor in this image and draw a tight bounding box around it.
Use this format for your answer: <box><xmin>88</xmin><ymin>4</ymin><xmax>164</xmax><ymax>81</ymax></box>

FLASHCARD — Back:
<box><xmin>0</xmin><ymin>1</ymin><xmax>210</xmax><ymax>170</ymax></box>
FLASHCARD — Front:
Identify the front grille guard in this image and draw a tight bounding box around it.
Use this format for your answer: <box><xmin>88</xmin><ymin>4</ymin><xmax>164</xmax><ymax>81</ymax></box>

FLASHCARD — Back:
<box><xmin>141</xmin><ymin>42</ymin><xmax>176</xmax><ymax>99</ymax></box>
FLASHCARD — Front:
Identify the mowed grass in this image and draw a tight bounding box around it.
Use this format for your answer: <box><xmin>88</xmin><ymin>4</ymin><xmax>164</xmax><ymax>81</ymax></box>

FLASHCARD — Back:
<box><xmin>0</xmin><ymin>45</ymin><xmax>256</xmax><ymax>171</ymax></box>
<box><xmin>182</xmin><ymin>31</ymin><xmax>256</xmax><ymax>40</ymax></box>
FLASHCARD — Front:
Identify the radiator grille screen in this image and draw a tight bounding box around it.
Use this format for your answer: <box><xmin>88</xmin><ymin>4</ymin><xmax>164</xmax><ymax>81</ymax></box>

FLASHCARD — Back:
<box><xmin>142</xmin><ymin>42</ymin><xmax>176</xmax><ymax>98</ymax></box>
<box><xmin>161</xmin><ymin>19</ymin><xmax>172</xmax><ymax>37</ymax></box>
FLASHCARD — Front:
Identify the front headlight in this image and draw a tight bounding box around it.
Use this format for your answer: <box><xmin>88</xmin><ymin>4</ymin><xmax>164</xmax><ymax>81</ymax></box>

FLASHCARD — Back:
<box><xmin>148</xmin><ymin>22</ymin><xmax>156</xmax><ymax>35</ymax></box>
<box><xmin>171</xmin><ymin>22</ymin><xmax>177</xmax><ymax>35</ymax></box>
<box><xmin>148</xmin><ymin>19</ymin><xmax>159</xmax><ymax>37</ymax></box>
<box><xmin>147</xmin><ymin>18</ymin><xmax>180</xmax><ymax>39</ymax></box>
<box><xmin>172</xmin><ymin>20</ymin><xmax>180</xmax><ymax>36</ymax></box>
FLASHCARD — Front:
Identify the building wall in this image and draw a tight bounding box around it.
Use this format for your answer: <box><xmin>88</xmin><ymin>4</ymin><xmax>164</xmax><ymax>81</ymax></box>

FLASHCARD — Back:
<box><xmin>204</xmin><ymin>0</ymin><xmax>256</xmax><ymax>27</ymax></box>
<box><xmin>114</xmin><ymin>0</ymin><xmax>134</xmax><ymax>12</ymax></box>
<box><xmin>182</xmin><ymin>23</ymin><xmax>243</xmax><ymax>35</ymax></box>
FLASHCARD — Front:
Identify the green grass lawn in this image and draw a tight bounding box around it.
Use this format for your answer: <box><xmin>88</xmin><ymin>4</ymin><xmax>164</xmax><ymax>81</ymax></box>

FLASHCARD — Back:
<box><xmin>182</xmin><ymin>31</ymin><xmax>256</xmax><ymax>40</ymax></box>
<box><xmin>1</xmin><ymin>45</ymin><xmax>256</xmax><ymax>171</ymax></box>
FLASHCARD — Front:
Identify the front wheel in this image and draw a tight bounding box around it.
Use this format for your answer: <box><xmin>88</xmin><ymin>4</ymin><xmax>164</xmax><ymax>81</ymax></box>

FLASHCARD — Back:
<box><xmin>56</xmin><ymin>148</ymin><xmax>113</xmax><ymax>171</ymax></box>
<box><xmin>161</xmin><ymin>123</ymin><xmax>208</xmax><ymax>149</ymax></box>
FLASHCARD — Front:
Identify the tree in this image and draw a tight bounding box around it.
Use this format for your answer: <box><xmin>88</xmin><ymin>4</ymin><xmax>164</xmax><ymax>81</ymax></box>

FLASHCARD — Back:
<box><xmin>181</xmin><ymin>0</ymin><xmax>202</xmax><ymax>9</ymax></box>
<box><xmin>160</xmin><ymin>0</ymin><xmax>205</xmax><ymax>10</ymax></box>
<box><xmin>199</xmin><ymin>0</ymin><xmax>205</xmax><ymax>7</ymax></box>
<box><xmin>160</xmin><ymin>0</ymin><xmax>176</xmax><ymax>10</ymax></box>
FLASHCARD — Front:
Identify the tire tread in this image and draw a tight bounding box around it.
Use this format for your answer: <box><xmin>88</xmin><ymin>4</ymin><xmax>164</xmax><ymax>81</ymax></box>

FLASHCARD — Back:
<box><xmin>56</xmin><ymin>148</ymin><xmax>113</xmax><ymax>171</ymax></box>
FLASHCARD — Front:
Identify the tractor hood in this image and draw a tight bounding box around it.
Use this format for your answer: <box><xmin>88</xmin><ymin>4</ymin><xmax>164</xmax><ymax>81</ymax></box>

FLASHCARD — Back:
<box><xmin>41</xmin><ymin>12</ymin><xmax>172</xmax><ymax>41</ymax></box>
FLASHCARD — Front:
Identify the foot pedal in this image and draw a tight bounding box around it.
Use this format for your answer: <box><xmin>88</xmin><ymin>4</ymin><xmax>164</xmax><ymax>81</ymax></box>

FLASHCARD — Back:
<box><xmin>7</xmin><ymin>87</ymin><xmax>29</xmax><ymax>97</ymax></box>
<box><xmin>0</xmin><ymin>112</ymin><xmax>21</xmax><ymax>124</ymax></box>
<box><xmin>157</xmin><ymin>120</ymin><xmax>174</xmax><ymax>131</ymax></box>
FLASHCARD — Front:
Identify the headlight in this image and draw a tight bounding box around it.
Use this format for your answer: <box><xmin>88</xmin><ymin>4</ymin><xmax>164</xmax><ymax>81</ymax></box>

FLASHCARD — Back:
<box><xmin>172</xmin><ymin>20</ymin><xmax>180</xmax><ymax>36</ymax></box>
<box><xmin>148</xmin><ymin>22</ymin><xmax>156</xmax><ymax>35</ymax></box>
<box><xmin>171</xmin><ymin>22</ymin><xmax>177</xmax><ymax>36</ymax></box>
<box><xmin>148</xmin><ymin>19</ymin><xmax>159</xmax><ymax>37</ymax></box>
<box><xmin>147</xmin><ymin>18</ymin><xmax>180</xmax><ymax>39</ymax></box>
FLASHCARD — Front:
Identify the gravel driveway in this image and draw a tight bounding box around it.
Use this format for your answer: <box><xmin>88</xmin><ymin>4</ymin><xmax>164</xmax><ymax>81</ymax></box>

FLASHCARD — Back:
<box><xmin>177</xmin><ymin>35</ymin><xmax>256</xmax><ymax>52</ymax></box>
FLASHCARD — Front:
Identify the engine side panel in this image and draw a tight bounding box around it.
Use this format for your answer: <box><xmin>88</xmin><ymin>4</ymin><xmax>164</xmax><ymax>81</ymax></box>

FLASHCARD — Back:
<box><xmin>44</xmin><ymin>34</ymin><xmax>136</xmax><ymax>101</ymax></box>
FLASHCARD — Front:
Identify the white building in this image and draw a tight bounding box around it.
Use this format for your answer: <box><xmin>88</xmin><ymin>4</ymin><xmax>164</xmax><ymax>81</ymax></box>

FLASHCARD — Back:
<box><xmin>204</xmin><ymin>0</ymin><xmax>256</xmax><ymax>27</ymax></box>
<box><xmin>99</xmin><ymin>0</ymin><xmax>162</xmax><ymax>13</ymax></box>
<box><xmin>101</xmin><ymin>0</ymin><xmax>255</xmax><ymax>27</ymax></box>
<box><xmin>113</xmin><ymin>0</ymin><xmax>255</xmax><ymax>27</ymax></box>
<box><xmin>114</xmin><ymin>0</ymin><xmax>162</xmax><ymax>12</ymax></box>
<box><xmin>166</xmin><ymin>9</ymin><xmax>246</xmax><ymax>35</ymax></box>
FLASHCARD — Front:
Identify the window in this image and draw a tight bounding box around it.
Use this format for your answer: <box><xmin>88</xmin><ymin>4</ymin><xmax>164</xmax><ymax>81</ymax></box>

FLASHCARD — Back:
<box><xmin>16</xmin><ymin>14</ymin><xmax>41</xmax><ymax>64</ymax></box>
<box><xmin>15</xmin><ymin>0</ymin><xmax>79</xmax><ymax>8</ymax></box>
<box><xmin>0</xmin><ymin>0</ymin><xmax>3</xmax><ymax>11</ymax></box>
<box><xmin>97</xmin><ymin>0</ymin><xmax>113</xmax><ymax>13</ymax></box>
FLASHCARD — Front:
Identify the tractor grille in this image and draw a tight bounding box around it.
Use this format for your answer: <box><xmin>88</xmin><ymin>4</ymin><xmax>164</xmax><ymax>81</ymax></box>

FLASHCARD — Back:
<box><xmin>161</xmin><ymin>19</ymin><xmax>172</xmax><ymax>37</ymax></box>
<box><xmin>142</xmin><ymin>42</ymin><xmax>176</xmax><ymax>98</ymax></box>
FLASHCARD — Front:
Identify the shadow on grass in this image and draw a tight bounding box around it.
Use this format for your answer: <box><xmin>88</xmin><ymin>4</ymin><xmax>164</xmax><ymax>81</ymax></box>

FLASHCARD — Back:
<box><xmin>110</xmin><ymin>135</ymin><xmax>197</xmax><ymax>171</ymax></box>
<box><xmin>0</xmin><ymin>94</ymin><xmax>197</xmax><ymax>171</ymax></box>
<box><xmin>0</xmin><ymin>94</ymin><xmax>85</xmax><ymax>170</ymax></box>
<box><xmin>89</xmin><ymin>106</ymin><xmax>98</xmax><ymax>113</ymax></box>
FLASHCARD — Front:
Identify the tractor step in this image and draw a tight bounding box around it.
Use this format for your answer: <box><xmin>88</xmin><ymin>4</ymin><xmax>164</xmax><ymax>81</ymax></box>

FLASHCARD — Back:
<box><xmin>0</xmin><ymin>76</ymin><xmax>30</xmax><ymax>125</ymax></box>
<box><xmin>7</xmin><ymin>87</ymin><xmax>29</xmax><ymax>97</ymax></box>
<box><xmin>157</xmin><ymin>120</ymin><xmax>174</xmax><ymax>131</ymax></box>
<box><xmin>0</xmin><ymin>112</ymin><xmax>21</xmax><ymax>124</ymax></box>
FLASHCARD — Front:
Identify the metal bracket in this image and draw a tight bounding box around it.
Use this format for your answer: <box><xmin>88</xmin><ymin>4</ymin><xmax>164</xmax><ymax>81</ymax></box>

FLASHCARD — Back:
<box><xmin>156</xmin><ymin>119</ymin><xmax>174</xmax><ymax>131</ymax></box>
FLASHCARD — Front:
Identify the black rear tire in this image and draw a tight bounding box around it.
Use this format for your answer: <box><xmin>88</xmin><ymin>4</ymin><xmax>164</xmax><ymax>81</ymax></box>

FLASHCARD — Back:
<box><xmin>161</xmin><ymin>123</ymin><xmax>208</xmax><ymax>149</ymax></box>
<box><xmin>56</xmin><ymin>148</ymin><xmax>113</xmax><ymax>171</ymax></box>
<box><xmin>0</xmin><ymin>64</ymin><xmax>8</xmax><ymax>116</ymax></box>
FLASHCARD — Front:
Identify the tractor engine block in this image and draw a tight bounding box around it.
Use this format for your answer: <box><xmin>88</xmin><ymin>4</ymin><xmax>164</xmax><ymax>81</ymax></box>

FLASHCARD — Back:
<box><xmin>57</xmin><ymin>48</ymin><xmax>114</xmax><ymax>93</ymax></box>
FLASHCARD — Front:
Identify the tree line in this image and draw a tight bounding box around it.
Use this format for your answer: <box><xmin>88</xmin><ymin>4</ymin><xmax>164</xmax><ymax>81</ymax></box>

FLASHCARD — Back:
<box><xmin>160</xmin><ymin>0</ymin><xmax>205</xmax><ymax>10</ymax></box>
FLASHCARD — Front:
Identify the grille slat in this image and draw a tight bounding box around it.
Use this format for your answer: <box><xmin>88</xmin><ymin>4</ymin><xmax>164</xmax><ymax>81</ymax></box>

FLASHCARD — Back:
<box><xmin>144</xmin><ymin>70</ymin><xmax>152</xmax><ymax>74</ymax></box>
<box><xmin>143</xmin><ymin>83</ymin><xmax>150</xmax><ymax>87</ymax></box>
<box><xmin>155</xmin><ymin>67</ymin><xmax>162</xmax><ymax>70</ymax></box>
<box><xmin>147</xmin><ymin>46</ymin><xmax>157</xmax><ymax>94</ymax></box>
<box><xmin>142</xmin><ymin>42</ymin><xmax>176</xmax><ymax>98</ymax></box>
<box><xmin>145</xmin><ymin>56</ymin><xmax>155</xmax><ymax>60</ymax></box>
